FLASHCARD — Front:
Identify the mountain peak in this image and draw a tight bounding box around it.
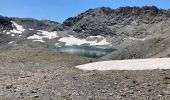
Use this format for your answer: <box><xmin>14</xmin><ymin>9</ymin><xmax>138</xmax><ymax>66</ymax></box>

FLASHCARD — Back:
<box><xmin>63</xmin><ymin>6</ymin><xmax>167</xmax><ymax>27</ymax></box>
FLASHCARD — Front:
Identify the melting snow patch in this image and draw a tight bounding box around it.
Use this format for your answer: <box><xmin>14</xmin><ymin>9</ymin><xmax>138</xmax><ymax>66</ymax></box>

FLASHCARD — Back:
<box><xmin>27</xmin><ymin>30</ymin><xmax>58</xmax><ymax>42</ymax></box>
<box><xmin>58</xmin><ymin>35</ymin><xmax>111</xmax><ymax>46</ymax></box>
<box><xmin>11</xmin><ymin>34</ymin><xmax>15</xmax><ymax>37</ymax></box>
<box><xmin>37</xmin><ymin>30</ymin><xmax>58</xmax><ymax>39</ymax></box>
<box><xmin>12</xmin><ymin>21</ymin><xmax>25</xmax><ymax>32</ymax></box>
<box><xmin>76</xmin><ymin>58</ymin><xmax>170</xmax><ymax>71</ymax></box>
<box><xmin>7</xmin><ymin>21</ymin><xmax>26</xmax><ymax>34</ymax></box>
<box><xmin>29</xmin><ymin>29</ymin><xmax>34</xmax><ymax>30</ymax></box>
<box><xmin>27</xmin><ymin>34</ymin><xmax>43</xmax><ymax>40</ymax></box>
<box><xmin>86</xmin><ymin>35</ymin><xmax>104</xmax><ymax>39</ymax></box>
<box><xmin>55</xmin><ymin>43</ymin><xmax>61</xmax><ymax>47</ymax></box>
<box><xmin>8</xmin><ymin>41</ymin><xmax>14</xmax><ymax>44</ymax></box>
<box><xmin>32</xmin><ymin>40</ymin><xmax>45</xmax><ymax>43</ymax></box>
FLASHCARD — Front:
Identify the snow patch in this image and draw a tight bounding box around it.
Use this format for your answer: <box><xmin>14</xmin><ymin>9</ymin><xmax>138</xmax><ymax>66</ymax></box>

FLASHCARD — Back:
<box><xmin>11</xmin><ymin>34</ymin><xmax>15</xmax><ymax>37</ymax></box>
<box><xmin>86</xmin><ymin>35</ymin><xmax>104</xmax><ymax>39</ymax></box>
<box><xmin>29</xmin><ymin>29</ymin><xmax>34</xmax><ymax>30</ymax></box>
<box><xmin>55</xmin><ymin>43</ymin><xmax>61</xmax><ymax>47</ymax></box>
<box><xmin>12</xmin><ymin>21</ymin><xmax>25</xmax><ymax>32</ymax></box>
<box><xmin>32</xmin><ymin>39</ymin><xmax>45</xmax><ymax>43</ymax></box>
<box><xmin>27</xmin><ymin>34</ymin><xmax>41</xmax><ymax>39</ymax></box>
<box><xmin>27</xmin><ymin>30</ymin><xmax>58</xmax><ymax>42</ymax></box>
<box><xmin>38</xmin><ymin>30</ymin><xmax>58</xmax><ymax>39</ymax></box>
<box><xmin>7</xmin><ymin>21</ymin><xmax>25</xmax><ymax>34</ymax></box>
<box><xmin>76</xmin><ymin>58</ymin><xmax>170</xmax><ymax>70</ymax></box>
<box><xmin>8</xmin><ymin>41</ymin><xmax>14</xmax><ymax>44</ymax></box>
<box><xmin>58</xmin><ymin>35</ymin><xmax>111</xmax><ymax>46</ymax></box>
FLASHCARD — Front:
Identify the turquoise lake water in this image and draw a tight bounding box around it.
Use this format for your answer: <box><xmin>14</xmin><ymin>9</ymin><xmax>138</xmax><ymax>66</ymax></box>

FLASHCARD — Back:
<box><xmin>52</xmin><ymin>45</ymin><xmax>116</xmax><ymax>58</ymax></box>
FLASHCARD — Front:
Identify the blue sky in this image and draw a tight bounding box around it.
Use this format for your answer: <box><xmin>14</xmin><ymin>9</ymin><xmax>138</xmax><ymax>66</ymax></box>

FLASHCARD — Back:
<box><xmin>0</xmin><ymin>0</ymin><xmax>169</xmax><ymax>23</ymax></box>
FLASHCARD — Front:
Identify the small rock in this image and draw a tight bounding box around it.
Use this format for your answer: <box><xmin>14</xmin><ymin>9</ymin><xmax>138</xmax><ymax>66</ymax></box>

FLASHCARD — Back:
<box><xmin>116</xmin><ymin>96</ymin><xmax>122</xmax><ymax>99</ymax></box>
<box><xmin>163</xmin><ymin>76</ymin><xmax>170</xmax><ymax>80</ymax></box>
<box><xmin>31</xmin><ymin>94</ymin><xmax>39</xmax><ymax>98</ymax></box>
<box><xmin>30</xmin><ymin>88</ymin><xmax>39</xmax><ymax>93</ymax></box>
<box><xmin>162</xmin><ymin>90</ymin><xmax>170</xmax><ymax>95</ymax></box>
<box><xmin>30</xmin><ymin>90</ymin><xmax>38</xmax><ymax>93</ymax></box>
<box><xmin>120</xmin><ymin>93</ymin><xmax>126</xmax><ymax>97</ymax></box>
<box><xmin>132</xmin><ymin>80</ymin><xmax>136</xmax><ymax>83</ymax></box>
<box><xmin>6</xmin><ymin>84</ymin><xmax>13</xmax><ymax>89</ymax></box>
<box><xmin>101</xmin><ymin>89</ymin><xmax>107</xmax><ymax>93</ymax></box>
<box><xmin>161</xmin><ymin>69</ymin><xmax>166</xmax><ymax>74</ymax></box>
<box><xmin>148</xmin><ymin>88</ymin><xmax>153</xmax><ymax>92</ymax></box>
<box><xmin>128</xmin><ymin>90</ymin><xmax>134</xmax><ymax>94</ymax></box>
<box><xmin>86</xmin><ymin>96</ymin><xmax>94</xmax><ymax>100</ymax></box>
<box><xmin>72</xmin><ymin>76</ymin><xmax>77</xmax><ymax>80</ymax></box>
<box><xmin>148</xmin><ymin>83</ymin><xmax>152</xmax><ymax>86</ymax></box>
<box><xmin>154</xmin><ymin>82</ymin><xmax>160</xmax><ymax>85</ymax></box>
<box><xmin>43</xmin><ymin>75</ymin><xmax>47</xmax><ymax>79</ymax></box>
<box><xmin>20</xmin><ymin>75</ymin><xmax>32</xmax><ymax>78</ymax></box>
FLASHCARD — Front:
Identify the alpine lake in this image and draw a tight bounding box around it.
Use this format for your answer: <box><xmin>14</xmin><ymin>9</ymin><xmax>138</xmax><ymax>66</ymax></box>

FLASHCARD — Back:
<box><xmin>52</xmin><ymin>45</ymin><xmax>116</xmax><ymax>58</ymax></box>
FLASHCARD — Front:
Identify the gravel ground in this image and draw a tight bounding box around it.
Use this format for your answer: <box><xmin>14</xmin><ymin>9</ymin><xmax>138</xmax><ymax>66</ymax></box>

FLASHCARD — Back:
<box><xmin>0</xmin><ymin>49</ymin><xmax>170</xmax><ymax>100</ymax></box>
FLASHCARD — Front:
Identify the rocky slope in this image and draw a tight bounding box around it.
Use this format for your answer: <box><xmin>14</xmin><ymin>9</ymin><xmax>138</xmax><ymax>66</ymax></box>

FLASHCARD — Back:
<box><xmin>63</xmin><ymin>6</ymin><xmax>170</xmax><ymax>59</ymax></box>
<box><xmin>0</xmin><ymin>16</ymin><xmax>64</xmax><ymax>49</ymax></box>
<box><xmin>1</xmin><ymin>49</ymin><xmax>170</xmax><ymax>99</ymax></box>
<box><xmin>63</xmin><ymin>6</ymin><xmax>169</xmax><ymax>37</ymax></box>
<box><xmin>0</xmin><ymin>6</ymin><xmax>170</xmax><ymax>59</ymax></box>
<box><xmin>0</xmin><ymin>15</ymin><xmax>112</xmax><ymax>50</ymax></box>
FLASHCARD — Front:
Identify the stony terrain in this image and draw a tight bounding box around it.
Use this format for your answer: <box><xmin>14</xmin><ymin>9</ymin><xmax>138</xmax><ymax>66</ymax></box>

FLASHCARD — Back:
<box><xmin>1</xmin><ymin>49</ymin><xmax>170</xmax><ymax>100</ymax></box>
<box><xmin>1</xmin><ymin>6</ymin><xmax>170</xmax><ymax>100</ymax></box>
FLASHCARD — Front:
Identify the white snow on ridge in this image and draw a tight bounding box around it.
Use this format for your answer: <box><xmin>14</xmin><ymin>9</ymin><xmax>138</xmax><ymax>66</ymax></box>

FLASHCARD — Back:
<box><xmin>38</xmin><ymin>30</ymin><xmax>58</xmax><ymax>39</ymax></box>
<box><xmin>58</xmin><ymin>35</ymin><xmax>111</xmax><ymax>46</ymax></box>
<box><xmin>27</xmin><ymin>30</ymin><xmax>58</xmax><ymax>42</ymax></box>
<box><xmin>7</xmin><ymin>21</ymin><xmax>26</xmax><ymax>34</ymax></box>
<box><xmin>12</xmin><ymin>21</ymin><xmax>25</xmax><ymax>32</ymax></box>
<box><xmin>75</xmin><ymin>58</ymin><xmax>170</xmax><ymax>70</ymax></box>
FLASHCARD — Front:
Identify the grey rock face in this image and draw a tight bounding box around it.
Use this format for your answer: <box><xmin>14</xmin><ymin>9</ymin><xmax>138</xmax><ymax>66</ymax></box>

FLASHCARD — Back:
<box><xmin>63</xmin><ymin>6</ymin><xmax>169</xmax><ymax>37</ymax></box>
<box><xmin>11</xmin><ymin>18</ymin><xmax>64</xmax><ymax>31</ymax></box>
<box><xmin>0</xmin><ymin>16</ymin><xmax>13</xmax><ymax>31</ymax></box>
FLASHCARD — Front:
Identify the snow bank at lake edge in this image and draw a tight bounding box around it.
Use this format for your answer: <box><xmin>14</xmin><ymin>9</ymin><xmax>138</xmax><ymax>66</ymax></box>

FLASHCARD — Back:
<box><xmin>58</xmin><ymin>35</ymin><xmax>111</xmax><ymax>46</ymax></box>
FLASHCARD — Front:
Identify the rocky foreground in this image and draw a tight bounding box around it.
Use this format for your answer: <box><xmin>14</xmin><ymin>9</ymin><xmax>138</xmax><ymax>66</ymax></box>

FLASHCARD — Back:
<box><xmin>0</xmin><ymin>49</ymin><xmax>170</xmax><ymax>100</ymax></box>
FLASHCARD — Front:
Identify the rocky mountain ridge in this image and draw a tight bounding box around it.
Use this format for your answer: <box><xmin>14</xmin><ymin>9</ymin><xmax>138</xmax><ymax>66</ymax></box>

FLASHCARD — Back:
<box><xmin>0</xmin><ymin>6</ymin><xmax>170</xmax><ymax>59</ymax></box>
<box><xmin>63</xmin><ymin>6</ymin><xmax>170</xmax><ymax>36</ymax></box>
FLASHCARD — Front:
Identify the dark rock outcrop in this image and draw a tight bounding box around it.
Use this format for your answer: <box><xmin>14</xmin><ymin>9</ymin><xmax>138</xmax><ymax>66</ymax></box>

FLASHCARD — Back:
<box><xmin>63</xmin><ymin>6</ymin><xmax>168</xmax><ymax>37</ymax></box>
<box><xmin>11</xmin><ymin>18</ymin><xmax>64</xmax><ymax>31</ymax></box>
<box><xmin>0</xmin><ymin>16</ymin><xmax>13</xmax><ymax>31</ymax></box>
